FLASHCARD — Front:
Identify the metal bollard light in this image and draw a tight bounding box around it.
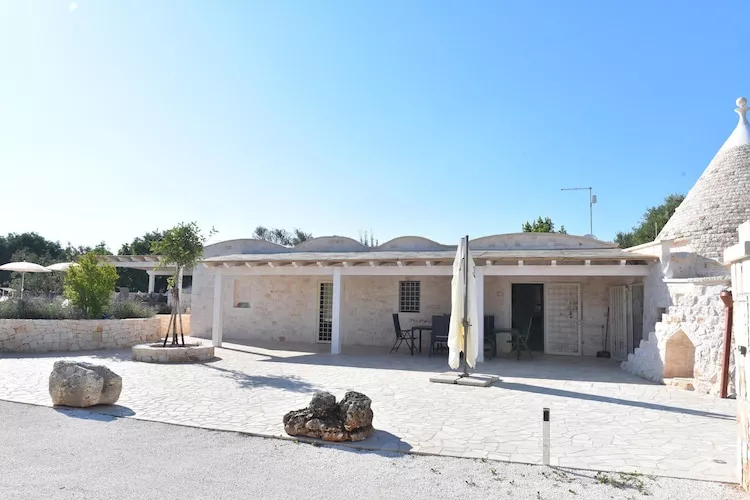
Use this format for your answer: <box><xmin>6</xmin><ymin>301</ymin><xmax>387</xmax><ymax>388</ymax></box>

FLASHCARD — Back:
<box><xmin>542</xmin><ymin>407</ymin><xmax>550</xmax><ymax>465</ymax></box>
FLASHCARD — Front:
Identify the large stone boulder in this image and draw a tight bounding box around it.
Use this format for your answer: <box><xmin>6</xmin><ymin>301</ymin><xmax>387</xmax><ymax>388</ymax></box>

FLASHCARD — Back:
<box><xmin>49</xmin><ymin>361</ymin><xmax>122</xmax><ymax>407</ymax></box>
<box><xmin>283</xmin><ymin>391</ymin><xmax>374</xmax><ymax>442</ymax></box>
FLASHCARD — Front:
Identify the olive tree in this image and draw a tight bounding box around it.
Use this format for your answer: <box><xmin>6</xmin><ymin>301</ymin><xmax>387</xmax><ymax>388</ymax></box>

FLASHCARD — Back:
<box><xmin>151</xmin><ymin>222</ymin><xmax>215</xmax><ymax>346</ymax></box>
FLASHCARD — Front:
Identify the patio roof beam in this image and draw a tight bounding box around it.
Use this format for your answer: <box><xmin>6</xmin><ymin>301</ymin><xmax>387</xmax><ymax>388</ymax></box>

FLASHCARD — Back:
<box><xmin>207</xmin><ymin>262</ymin><xmax>651</xmax><ymax>277</ymax></box>
<box><xmin>483</xmin><ymin>265</ymin><xmax>650</xmax><ymax>277</ymax></box>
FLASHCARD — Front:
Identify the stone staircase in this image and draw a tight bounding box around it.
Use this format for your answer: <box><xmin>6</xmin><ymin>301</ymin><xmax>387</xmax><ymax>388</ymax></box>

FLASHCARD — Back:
<box><xmin>621</xmin><ymin>307</ymin><xmax>679</xmax><ymax>383</ymax></box>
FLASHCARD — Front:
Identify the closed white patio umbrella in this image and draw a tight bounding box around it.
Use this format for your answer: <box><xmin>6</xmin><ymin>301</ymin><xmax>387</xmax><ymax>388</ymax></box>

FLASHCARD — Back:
<box><xmin>0</xmin><ymin>262</ymin><xmax>51</xmax><ymax>298</ymax></box>
<box><xmin>447</xmin><ymin>236</ymin><xmax>479</xmax><ymax>374</ymax></box>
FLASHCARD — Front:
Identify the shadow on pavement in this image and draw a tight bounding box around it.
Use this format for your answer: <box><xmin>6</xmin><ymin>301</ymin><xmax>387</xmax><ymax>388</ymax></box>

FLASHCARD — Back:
<box><xmin>199</xmin><ymin>363</ymin><xmax>319</xmax><ymax>393</ymax></box>
<box><xmin>295</xmin><ymin>429</ymin><xmax>412</xmax><ymax>458</ymax></box>
<box><xmin>496</xmin><ymin>381</ymin><xmax>734</xmax><ymax>420</ymax></box>
<box><xmin>54</xmin><ymin>404</ymin><xmax>136</xmax><ymax>421</ymax></box>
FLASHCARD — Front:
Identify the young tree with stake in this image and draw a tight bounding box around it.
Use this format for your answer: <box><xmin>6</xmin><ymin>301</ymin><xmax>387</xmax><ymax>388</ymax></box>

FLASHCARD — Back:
<box><xmin>151</xmin><ymin>222</ymin><xmax>215</xmax><ymax>346</ymax></box>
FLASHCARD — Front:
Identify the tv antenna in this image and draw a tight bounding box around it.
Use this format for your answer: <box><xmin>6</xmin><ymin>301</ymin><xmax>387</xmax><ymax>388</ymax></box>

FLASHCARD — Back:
<box><xmin>561</xmin><ymin>187</ymin><xmax>597</xmax><ymax>235</ymax></box>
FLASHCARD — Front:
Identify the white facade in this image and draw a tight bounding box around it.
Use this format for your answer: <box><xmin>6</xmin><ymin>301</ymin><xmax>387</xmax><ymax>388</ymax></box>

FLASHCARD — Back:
<box><xmin>190</xmin><ymin>233</ymin><xmax>653</xmax><ymax>359</ymax></box>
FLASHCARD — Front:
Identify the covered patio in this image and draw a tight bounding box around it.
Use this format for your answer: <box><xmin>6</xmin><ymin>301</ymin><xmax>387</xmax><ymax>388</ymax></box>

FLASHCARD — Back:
<box><xmin>192</xmin><ymin>234</ymin><xmax>655</xmax><ymax>361</ymax></box>
<box><xmin>0</xmin><ymin>341</ymin><xmax>735</xmax><ymax>482</ymax></box>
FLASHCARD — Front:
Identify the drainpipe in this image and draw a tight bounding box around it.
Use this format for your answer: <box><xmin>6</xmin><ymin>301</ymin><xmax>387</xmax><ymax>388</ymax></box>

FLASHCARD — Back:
<box><xmin>720</xmin><ymin>290</ymin><xmax>734</xmax><ymax>399</ymax></box>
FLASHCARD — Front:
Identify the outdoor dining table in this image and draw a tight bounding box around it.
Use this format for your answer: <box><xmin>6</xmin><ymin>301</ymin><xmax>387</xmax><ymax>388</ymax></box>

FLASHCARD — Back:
<box><xmin>410</xmin><ymin>325</ymin><xmax>432</xmax><ymax>353</ymax></box>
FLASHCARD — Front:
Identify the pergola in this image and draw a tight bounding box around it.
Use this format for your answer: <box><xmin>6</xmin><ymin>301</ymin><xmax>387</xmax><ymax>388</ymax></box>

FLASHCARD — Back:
<box><xmin>99</xmin><ymin>255</ymin><xmax>193</xmax><ymax>293</ymax></box>
<box><xmin>201</xmin><ymin>247</ymin><xmax>656</xmax><ymax>356</ymax></box>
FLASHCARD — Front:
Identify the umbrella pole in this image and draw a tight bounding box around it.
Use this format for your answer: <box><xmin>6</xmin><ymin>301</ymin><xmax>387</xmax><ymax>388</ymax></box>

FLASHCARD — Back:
<box><xmin>20</xmin><ymin>272</ymin><xmax>25</xmax><ymax>299</ymax></box>
<box><xmin>461</xmin><ymin>234</ymin><xmax>469</xmax><ymax>378</ymax></box>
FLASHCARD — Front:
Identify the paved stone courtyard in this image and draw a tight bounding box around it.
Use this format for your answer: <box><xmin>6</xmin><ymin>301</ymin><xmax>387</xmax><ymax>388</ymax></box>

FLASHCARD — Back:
<box><xmin>0</xmin><ymin>342</ymin><xmax>737</xmax><ymax>483</ymax></box>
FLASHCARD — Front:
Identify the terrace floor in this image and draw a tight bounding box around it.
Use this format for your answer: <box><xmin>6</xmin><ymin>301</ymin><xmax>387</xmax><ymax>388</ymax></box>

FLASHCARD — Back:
<box><xmin>0</xmin><ymin>341</ymin><xmax>737</xmax><ymax>482</ymax></box>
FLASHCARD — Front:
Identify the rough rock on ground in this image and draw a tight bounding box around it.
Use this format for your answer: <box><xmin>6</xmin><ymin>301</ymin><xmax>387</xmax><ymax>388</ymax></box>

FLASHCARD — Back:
<box><xmin>283</xmin><ymin>391</ymin><xmax>374</xmax><ymax>441</ymax></box>
<box><xmin>48</xmin><ymin>360</ymin><xmax>122</xmax><ymax>407</ymax></box>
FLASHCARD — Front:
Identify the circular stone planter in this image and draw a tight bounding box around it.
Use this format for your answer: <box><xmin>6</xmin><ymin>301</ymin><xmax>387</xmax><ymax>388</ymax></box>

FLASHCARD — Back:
<box><xmin>132</xmin><ymin>338</ymin><xmax>214</xmax><ymax>363</ymax></box>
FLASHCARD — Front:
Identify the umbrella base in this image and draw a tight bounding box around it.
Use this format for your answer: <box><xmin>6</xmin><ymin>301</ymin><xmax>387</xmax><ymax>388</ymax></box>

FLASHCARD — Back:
<box><xmin>429</xmin><ymin>372</ymin><xmax>499</xmax><ymax>387</ymax></box>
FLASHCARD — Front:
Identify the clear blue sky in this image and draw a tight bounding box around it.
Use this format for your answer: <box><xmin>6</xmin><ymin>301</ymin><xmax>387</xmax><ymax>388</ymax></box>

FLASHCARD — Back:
<box><xmin>1</xmin><ymin>1</ymin><xmax>748</xmax><ymax>251</ymax></box>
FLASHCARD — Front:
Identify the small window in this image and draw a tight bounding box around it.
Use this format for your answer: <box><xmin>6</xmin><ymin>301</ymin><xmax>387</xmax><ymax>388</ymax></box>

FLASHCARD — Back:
<box><xmin>233</xmin><ymin>279</ymin><xmax>251</xmax><ymax>308</ymax></box>
<box><xmin>399</xmin><ymin>281</ymin><xmax>421</xmax><ymax>313</ymax></box>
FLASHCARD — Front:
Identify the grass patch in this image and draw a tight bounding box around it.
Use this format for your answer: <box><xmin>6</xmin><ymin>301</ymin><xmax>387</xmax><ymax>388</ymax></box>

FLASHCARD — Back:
<box><xmin>594</xmin><ymin>471</ymin><xmax>650</xmax><ymax>495</ymax></box>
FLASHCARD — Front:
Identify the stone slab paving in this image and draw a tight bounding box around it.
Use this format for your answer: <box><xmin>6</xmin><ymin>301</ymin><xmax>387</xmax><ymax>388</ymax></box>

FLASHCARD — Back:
<box><xmin>0</xmin><ymin>342</ymin><xmax>738</xmax><ymax>483</ymax></box>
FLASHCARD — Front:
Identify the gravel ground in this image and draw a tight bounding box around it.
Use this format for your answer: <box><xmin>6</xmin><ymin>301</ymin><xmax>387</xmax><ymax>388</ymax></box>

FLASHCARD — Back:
<box><xmin>0</xmin><ymin>401</ymin><xmax>745</xmax><ymax>500</ymax></box>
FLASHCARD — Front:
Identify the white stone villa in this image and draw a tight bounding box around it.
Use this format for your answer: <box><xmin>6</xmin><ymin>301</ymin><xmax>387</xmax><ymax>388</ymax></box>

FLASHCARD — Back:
<box><xmin>191</xmin><ymin>233</ymin><xmax>654</xmax><ymax>362</ymax></box>
<box><xmin>171</xmin><ymin>97</ymin><xmax>746</xmax><ymax>398</ymax></box>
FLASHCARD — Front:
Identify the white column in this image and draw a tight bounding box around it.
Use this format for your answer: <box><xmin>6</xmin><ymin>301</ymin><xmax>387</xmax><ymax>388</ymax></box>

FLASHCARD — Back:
<box><xmin>476</xmin><ymin>266</ymin><xmax>485</xmax><ymax>363</ymax></box>
<box><xmin>147</xmin><ymin>272</ymin><xmax>155</xmax><ymax>294</ymax></box>
<box><xmin>331</xmin><ymin>267</ymin><xmax>342</xmax><ymax>355</ymax></box>
<box><xmin>211</xmin><ymin>271</ymin><xmax>223</xmax><ymax>347</ymax></box>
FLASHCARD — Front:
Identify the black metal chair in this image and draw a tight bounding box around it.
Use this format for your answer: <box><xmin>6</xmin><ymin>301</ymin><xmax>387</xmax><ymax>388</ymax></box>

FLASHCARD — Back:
<box><xmin>391</xmin><ymin>313</ymin><xmax>418</xmax><ymax>355</ymax></box>
<box><xmin>484</xmin><ymin>315</ymin><xmax>496</xmax><ymax>360</ymax></box>
<box><xmin>429</xmin><ymin>314</ymin><xmax>450</xmax><ymax>357</ymax></box>
<box><xmin>509</xmin><ymin>316</ymin><xmax>534</xmax><ymax>360</ymax></box>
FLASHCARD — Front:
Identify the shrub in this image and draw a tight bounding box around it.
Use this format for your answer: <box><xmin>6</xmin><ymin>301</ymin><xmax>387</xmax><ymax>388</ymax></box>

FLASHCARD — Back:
<box><xmin>108</xmin><ymin>300</ymin><xmax>156</xmax><ymax>319</ymax></box>
<box><xmin>0</xmin><ymin>297</ymin><xmax>81</xmax><ymax>320</ymax></box>
<box><xmin>63</xmin><ymin>253</ymin><xmax>118</xmax><ymax>319</ymax></box>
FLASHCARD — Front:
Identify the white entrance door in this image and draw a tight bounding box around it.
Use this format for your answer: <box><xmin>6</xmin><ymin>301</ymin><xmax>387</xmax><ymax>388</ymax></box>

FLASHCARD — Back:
<box><xmin>545</xmin><ymin>283</ymin><xmax>581</xmax><ymax>355</ymax></box>
<box><xmin>317</xmin><ymin>282</ymin><xmax>333</xmax><ymax>343</ymax></box>
<box><xmin>609</xmin><ymin>285</ymin><xmax>629</xmax><ymax>360</ymax></box>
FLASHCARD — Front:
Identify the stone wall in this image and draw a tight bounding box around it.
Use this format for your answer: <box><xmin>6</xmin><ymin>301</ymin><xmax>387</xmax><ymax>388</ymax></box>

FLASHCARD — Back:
<box><xmin>0</xmin><ymin>318</ymin><xmax>162</xmax><ymax>353</ymax></box>
<box><xmin>622</xmin><ymin>277</ymin><xmax>731</xmax><ymax>395</ymax></box>
<box><xmin>191</xmin><ymin>270</ymin><xmax>636</xmax><ymax>353</ymax></box>
<box><xmin>157</xmin><ymin>314</ymin><xmax>191</xmax><ymax>335</ymax></box>
<box><xmin>340</xmin><ymin>276</ymin><xmax>451</xmax><ymax>347</ymax></box>
<box><xmin>726</xmin><ymin>221</ymin><xmax>750</xmax><ymax>489</ymax></box>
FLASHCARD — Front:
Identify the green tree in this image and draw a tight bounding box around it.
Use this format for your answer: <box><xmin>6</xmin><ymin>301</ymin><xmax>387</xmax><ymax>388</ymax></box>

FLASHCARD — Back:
<box><xmin>0</xmin><ymin>233</ymin><xmax>67</xmax><ymax>294</ymax></box>
<box><xmin>522</xmin><ymin>217</ymin><xmax>567</xmax><ymax>234</ymax></box>
<box><xmin>64</xmin><ymin>241</ymin><xmax>112</xmax><ymax>260</ymax></box>
<box><xmin>0</xmin><ymin>234</ymin><xmax>114</xmax><ymax>296</ymax></box>
<box><xmin>151</xmin><ymin>222</ymin><xmax>215</xmax><ymax>346</ymax></box>
<box><xmin>117</xmin><ymin>230</ymin><xmax>166</xmax><ymax>292</ymax></box>
<box><xmin>63</xmin><ymin>253</ymin><xmax>118</xmax><ymax>319</ymax></box>
<box><xmin>358</xmin><ymin>230</ymin><xmax>379</xmax><ymax>247</ymax></box>
<box><xmin>614</xmin><ymin>194</ymin><xmax>685</xmax><ymax>248</ymax></box>
<box><xmin>252</xmin><ymin>226</ymin><xmax>312</xmax><ymax>247</ymax></box>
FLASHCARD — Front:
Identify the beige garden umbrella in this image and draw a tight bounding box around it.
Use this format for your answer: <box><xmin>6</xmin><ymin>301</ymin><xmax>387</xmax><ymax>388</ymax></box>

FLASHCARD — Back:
<box><xmin>447</xmin><ymin>236</ymin><xmax>479</xmax><ymax>374</ymax></box>
<box><xmin>46</xmin><ymin>262</ymin><xmax>78</xmax><ymax>272</ymax></box>
<box><xmin>0</xmin><ymin>262</ymin><xmax>51</xmax><ymax>298</ymax></box>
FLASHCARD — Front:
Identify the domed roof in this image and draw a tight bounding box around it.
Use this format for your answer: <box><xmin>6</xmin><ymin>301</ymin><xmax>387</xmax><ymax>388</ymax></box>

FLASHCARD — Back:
<box><xmin>658</xmin><ymin>97</ymin><xmax>750</xmax><ymax>261</ymax></box>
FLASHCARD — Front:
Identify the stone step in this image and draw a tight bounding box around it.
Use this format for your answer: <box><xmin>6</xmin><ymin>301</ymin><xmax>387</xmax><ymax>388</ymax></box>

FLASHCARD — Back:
<box><xmin>664</xmin><ymin>377</ymin><xmax>695</xmax><ymax>391</ymax></box>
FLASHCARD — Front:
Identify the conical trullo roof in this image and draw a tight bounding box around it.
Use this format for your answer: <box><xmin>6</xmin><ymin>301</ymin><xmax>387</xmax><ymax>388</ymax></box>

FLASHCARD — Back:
<box><xmin>657</xmin><ymin>97</ymin><xmax>750</xmax><ymax>261</ymax></box>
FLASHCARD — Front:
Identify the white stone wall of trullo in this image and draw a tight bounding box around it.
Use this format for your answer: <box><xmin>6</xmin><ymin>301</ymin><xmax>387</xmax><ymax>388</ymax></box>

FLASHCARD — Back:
<box><xmin>0</xmin><ymin>318</ymin><xmax>162</xmax><ymax>353</ymax></box>
<box><xmin>622</xmin><ymin>279</ymin><xmax>732</xmax><ymax>395</ymax></box>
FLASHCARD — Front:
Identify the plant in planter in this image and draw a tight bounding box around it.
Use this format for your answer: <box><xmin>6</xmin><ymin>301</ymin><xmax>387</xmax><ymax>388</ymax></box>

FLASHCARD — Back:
<box><xmin>63</xmin><ymin>253</ymin><xmax>118</xmax><ymax>319</ymax></box>
<box><xmin>151</xmin><ymin>222</ymin><xmax>215</xmax><ymax>347</ymax></box>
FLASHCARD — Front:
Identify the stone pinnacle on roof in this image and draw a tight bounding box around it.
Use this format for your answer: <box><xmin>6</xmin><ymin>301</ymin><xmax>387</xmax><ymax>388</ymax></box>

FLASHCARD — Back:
<box><xmin>719</xmin><ymin>96</ymin><xmax>750</xmax><ymax>153</ymax></box>
<box><xmin>657</xmin><ymin>97</ymin><xmax>750</xmax><ymax>261</ymax></box>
